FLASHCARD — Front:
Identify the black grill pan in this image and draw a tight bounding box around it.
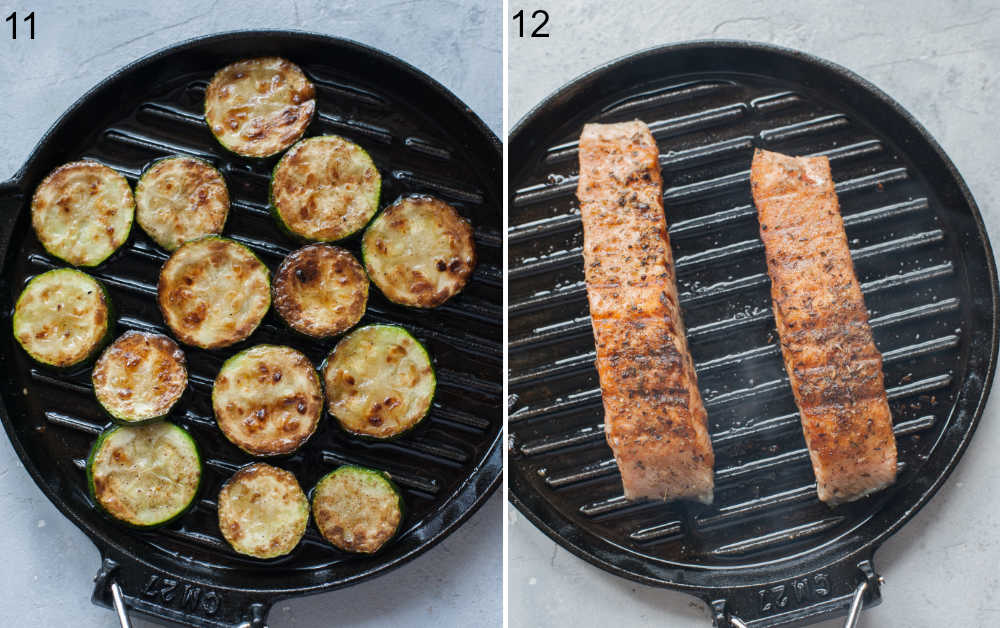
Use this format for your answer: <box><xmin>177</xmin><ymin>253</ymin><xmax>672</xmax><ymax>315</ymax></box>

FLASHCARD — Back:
<box><xmin>508</xmin><ymin>40</ymin><xmax>997</xmax><ymax>627</ymax></box>
<box><xmin>0</xmin><ymin>30</ymin><xmax>501</xmax><ymax>627</ymax></box>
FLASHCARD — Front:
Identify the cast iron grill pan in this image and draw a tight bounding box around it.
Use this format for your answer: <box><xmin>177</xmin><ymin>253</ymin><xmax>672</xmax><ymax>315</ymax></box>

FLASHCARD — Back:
<box><xmin>508</xmin><ymin>41</ymin><xmax>996</xmax><ymax>627</ymax></box>
<box><xmin>0</xmin><ymin>31</ymin><xmax>501</xmax><ymax>628</ymax></box>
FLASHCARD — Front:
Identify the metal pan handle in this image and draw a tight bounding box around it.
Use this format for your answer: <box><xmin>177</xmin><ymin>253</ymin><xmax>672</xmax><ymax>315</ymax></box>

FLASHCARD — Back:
<box><xmin>110</xmin><ymin>580</ymin><xmax>134</xmax><ymax>628</ymax></box>
<box><xmin>706</xmin><ymin>555</ymin><xmax>882</xmax><ymax>628</ymax></box>
<box><xmin>728</xmin><ymin>578</ymin><xmax>873</xmax><ymax>628</ymax></box>
<box><xmin>842</xmin><ymin>577</ymin><xmax>873</xmax><ymax>628</ymax></box>
<box><xmin>93</xmin><ymin>554</ymin><xmax>275</xmax><ymax>628</ymax></box>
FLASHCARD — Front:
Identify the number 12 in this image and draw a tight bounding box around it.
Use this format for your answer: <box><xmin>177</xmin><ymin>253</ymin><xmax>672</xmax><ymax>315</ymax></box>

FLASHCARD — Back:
<box><xmin>513</xmin><ymin>9</ymin><xmax>550</xmax><ymax>38</ymax></box>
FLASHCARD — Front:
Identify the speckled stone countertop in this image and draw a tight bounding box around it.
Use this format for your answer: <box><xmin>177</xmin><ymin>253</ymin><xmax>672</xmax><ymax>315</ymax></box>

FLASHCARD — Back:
<box><xmin>508</xmin><ymin>2</ymin><xmax>1000</xmax><ymax>626</ymax></box>
<box><xmin>0</xmin><ymin>2</ymin><xmax>500</xmax><ymax>626</ymax></box>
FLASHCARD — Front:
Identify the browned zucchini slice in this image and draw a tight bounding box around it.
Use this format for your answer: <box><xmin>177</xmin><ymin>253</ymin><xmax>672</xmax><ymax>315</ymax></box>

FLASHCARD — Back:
<box><xmin>212</xmin><ymin>344</ymin><xmax>323</xmax><ymax>456</ymax></box>
<box><xmin>217</xmin><ymin>463</ymin><xmax>308</xmax><ymax>559</ymax></box>
<box><xmin>92</xmin><ymin>331</ymin><xmax>187</xmax><ymax>423</ymax></box>
<box><xmin>12</xmin><ymin>268</ymin><xmax>113</xmax><ymax>367</ymax></box>
<box><xmin>157</xmin><ymin>236</ymin><xmax>270</xmax><ymax>349</ymax></box>
<box><xmin>312</xmin><ymin>465</ymin><xmax>404</xmax><ymax>553</ymax></box>
<box><xmin>31</xmin><ymin>161</ymin><xmax>134</xmax><ymax>267</ymax></box>
<box><xmin>87</xmin><ymin>422</ymin><xmax>201</xmax><ymax>528</ymax></box>
<box><xmin>135</xmin><ymin>156</ymin><xmax>230</xmax><ymax>251</ymax></box>
<box><xmin>361</xmin><ymin>195</ymin><xmax>476</xmax><ymax>308</ymax></box>
<box><xmin>273</xmin><ymin>244</ymin><xmax>368</xmax><ymax>337</ymax></box>
<box><xmin>204</xmin><ymin>57</ymin><xmax>315</xmax><ymax>158</ymax></box>
<box><xmin>322</xmin><ymin>324</ymin><xmax>435</xmax><ymax>439</ymax></box>
<box><xmin>270</xmin><ymin>135</ymin><xmax>381</xmax><ymax>241</ymax></box>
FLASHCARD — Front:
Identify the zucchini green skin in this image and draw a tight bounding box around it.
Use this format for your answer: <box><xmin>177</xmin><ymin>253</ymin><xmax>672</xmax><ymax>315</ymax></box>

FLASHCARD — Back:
<box><xmin>86</xmin><ymin>422</ymin><xmax>202</xmax><ymax>529</ymax></box>
<box><xmin>12</xmin><ymin>268</ymin><xmax>115</xmax><ymax>369</ymax></box>
<box><xmin>91</xmin><ymin>330</ymin><xmax>188</xmax><ymax>424</ymax></box>
<box><xmin>212</xmin><ymin>344</ymin><xmax>324</xmax><ymax>457</ymax></box>
<box><xmin>31</xmin><ymin>160</ymin><xmax>135</xmax><ymax>268</ymax></box>
<box><xmin>268</xmin><ymin>135</ymin><xmax>381</xmax><ymax>242</ymax></box>
<box><xmin>134</xmin><ymin>156</ymin><xmax>230</xmax><ymax>251</ymax></box>
<box><xmin>157</xmin><ymin>235</ymin><xmax>271</xmax><ymax>350</ymax></box>
<box><xmin>311</xmin><ymin>464</ymin><xmax>404</xmax><ymax>554</ymax></box>
<box><xmin>321</xmin><ymin>324</ymin><xmax>436</xmax><ymax>440</ymax></box>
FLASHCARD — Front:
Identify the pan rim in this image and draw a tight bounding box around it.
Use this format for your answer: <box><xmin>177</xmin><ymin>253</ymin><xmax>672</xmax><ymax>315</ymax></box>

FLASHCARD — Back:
<box><xmin>0</xmin><ymin>28</ymin><xmax>502</xmax><ymax>599</ymax></box>
<box><xmin>6</xmin><ymin>28</ymin><xmax>502</xmax><ymax>187</ymax></box>
<box><xmin>508</xmin><ymin>38</ymin><xmax>999</xmax><ymax>591</ymax></box>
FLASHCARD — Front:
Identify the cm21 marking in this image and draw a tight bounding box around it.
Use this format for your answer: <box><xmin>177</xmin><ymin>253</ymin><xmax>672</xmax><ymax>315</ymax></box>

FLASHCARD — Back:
<box><xmin>142</xmin><ymin>573</ymin><xmax>222</xmax><ymax>616</ymax></box>
<box><xmin>759</xmin><ymin>573</ymin><xmax>831</xmax><ymax>614</ymax></box>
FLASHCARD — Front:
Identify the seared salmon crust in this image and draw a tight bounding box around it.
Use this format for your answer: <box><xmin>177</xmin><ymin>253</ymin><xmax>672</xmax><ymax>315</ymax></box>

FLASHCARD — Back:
<box><xmin>750</xmin><ymin>149</ymin><xmax>897</xmax><ymax>506</ymax></box>
<box><xmin>577</xmin><ymin>120</ymin><xmax>714</xmax><ymax>503</ymax></box>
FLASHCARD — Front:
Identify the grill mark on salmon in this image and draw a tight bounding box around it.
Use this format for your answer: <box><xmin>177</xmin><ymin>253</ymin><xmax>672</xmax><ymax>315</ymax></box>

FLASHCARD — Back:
<box><xmin>577</xmin><ymin>120</ymin><xmax>714</xmax><ymax>503</ymax></box>
<box><xmin>750</xmin><ymin>148</ymin><xmax>897</xmax><ymax>506</ymax></box>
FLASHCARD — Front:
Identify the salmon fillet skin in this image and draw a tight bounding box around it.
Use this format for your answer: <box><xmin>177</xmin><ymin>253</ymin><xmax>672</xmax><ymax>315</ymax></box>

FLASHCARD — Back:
<box><xmin>750</xmin><ymin>148</ymin><xmax>897</xmax><ymax>506</ymax></box>
<box><xmin>576</xmin><ymin>120</ymin><xmax>714</xmax><ymax>503</ymax></box>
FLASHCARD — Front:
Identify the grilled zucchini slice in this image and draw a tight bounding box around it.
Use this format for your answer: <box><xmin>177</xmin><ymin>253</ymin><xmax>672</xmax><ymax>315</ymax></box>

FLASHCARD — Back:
<box><xmin>217</xmin><ymin>463</ymin><xmax>308</xmax><ymax>559</ymax></box>
<box><xmin>157</xmin><ymin>236</ymin><xmax>270</xmax><ymax>349</ymax></box>
<box><xmin>362</xmin><ymin>195</ymin><xmax>476</xmax><ymax>308</ymax></box>
<box><xmin>270</xmin><ymin>136</ymin><xmax>381</xmax><ymax>242</ymax></box>
<box><xmin>31</xmin><ymin>161</ymin><xmax>134</xmax><ymax>267</ymax></box>
<box><xmin>212</xmin><ymin>345</ymin><xmax>323</xmax><ymax>456</ymax></box>
<box><xmin>92</xmin><ymin>331</ymin><xmax>187</xmax><ymax>423</ymax></box>
<box><xmin>273</xmin><ymin>244</ymin><xmax>368</xmax><ymax>338</ymax></box>
<box><xmin>12</xmin><ymin>268</ymin><xmax>113</xmax><ymax>368</ymax></box>
<box><xmin>322</xmin><ymin>324</ymin><xmax>435</xmax><ymax>439</ymax></box>
<box><xmin>204</xmin><ymin>57</ymin><xmax>316</xmax><ymax>158</ymax></box>
<box><xmin>135</xmin><ymin>156</ymin><xmax>230</xmax><ymax>251</ymax></box>
<box><xmin>87</xmin><ymin>422</ymin><xmax>201</xmax><ymax>528</ymax></box>
<box><xmin>312</xmin><ymin>465</ymin><xmax>403</xmax><ymax>554</ymax></box>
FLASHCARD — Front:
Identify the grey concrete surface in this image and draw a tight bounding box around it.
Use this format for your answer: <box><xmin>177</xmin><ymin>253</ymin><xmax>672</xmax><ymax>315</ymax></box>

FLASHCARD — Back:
<box><xmin>0</xmin><ymin>1</ymin><xmax>500</xmax><ymax>627</ymax></box>
<box><xmin>509</xmin><ymin>2</ymin><xmax>1000</xmax><ymax>627</ymax></box>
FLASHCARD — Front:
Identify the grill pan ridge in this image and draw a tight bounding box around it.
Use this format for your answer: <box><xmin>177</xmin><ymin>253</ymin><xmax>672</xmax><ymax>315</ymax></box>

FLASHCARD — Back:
<box><xmin>508</xmin><ymin>40</ymin><xmax>997</xmax><ymax>627</ymax></box>
<box><xmin>0</xmin><ymin>31</ymin><xmax>501</xmax><ymax>627</ymax></box>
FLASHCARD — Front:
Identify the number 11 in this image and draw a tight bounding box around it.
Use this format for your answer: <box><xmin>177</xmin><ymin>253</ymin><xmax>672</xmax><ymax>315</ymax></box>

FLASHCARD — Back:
<box><xmin>6</xmin><ymin>12</ymin><xmax>36</xmax><ymax>40</ymax></box>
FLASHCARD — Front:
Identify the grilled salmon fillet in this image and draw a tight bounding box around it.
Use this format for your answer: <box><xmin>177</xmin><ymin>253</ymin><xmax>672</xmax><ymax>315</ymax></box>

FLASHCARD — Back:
<box><xmin>576</xmin><ymin>120</ymin><xmax>714</xmax><ymax>503</ymax></box>
<box><xmin>750</xmin><ymin>149</ymin><xmax>897</xmax><ymax>506</ymax></box>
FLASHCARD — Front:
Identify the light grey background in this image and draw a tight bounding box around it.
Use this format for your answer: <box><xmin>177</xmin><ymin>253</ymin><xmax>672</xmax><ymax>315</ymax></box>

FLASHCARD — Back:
<box><xmin>0</xmin><ymin>1</ymin><xmax>500</xmax><ymax>627</ymax></box>
<box><xmin>509</xmin><ymin>2</ymin><xmax>1000</xmax><ymax>627</ymax></box>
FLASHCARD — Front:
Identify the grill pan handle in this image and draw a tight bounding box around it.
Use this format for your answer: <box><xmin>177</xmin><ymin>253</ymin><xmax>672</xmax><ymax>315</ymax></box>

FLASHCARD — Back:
<box><xmin>727</xmin><ymin>580</ymin><xmax>871</xmax><ymax>628</ymax></box>
<box><xmin>110</xmin><ymin>580</ymin><xmax>134</xmax><ymax>628</ymax></box>
<box><xmin>705</xmin><ymin>555</ymin><xmax>882</xmax><ymax>627</ymax></box>
<box><xmin>0</xmin><ymin>179</ymin><xmax>24</xmax><ymax>264</ymax></box>
<box><xmin>92</xmin><ymin>553</ymin><xmax>275</xmax><ymax>628</ymax></box>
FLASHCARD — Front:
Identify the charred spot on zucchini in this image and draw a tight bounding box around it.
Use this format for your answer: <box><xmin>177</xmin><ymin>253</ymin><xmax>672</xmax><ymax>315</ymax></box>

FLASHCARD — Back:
<box><xmin>135</xmin><ymin>156</ymin><xmax>230</xmax><ymax>251</ymax></box>
<box><xmin>157</xmin><ymin>236</ymin><xmax>270</xmax><ymax>350</ymax></box>
<box><xmin>12</xmin><ymin>268</ymin><xmax>113</xmax><ymax>368</ymax></box>
<box><xmin>92</xmin><ymin>331</ymin><xmax>187</xmax><ymax>423</ymax></box>
<box><xmin>322</xmin><ymin>324</ymin><xmax>435</xmax><ymax>439</ymax></box>
<box><xmin>204</xmin><ymin>57</ymin><xmax>315</xmax><ymax>158</ymax></box>
<box><xmin>270</xmin><ymin>135</ymin><xmax>381</xmax><ymax>242</ymax></box>
<box><xmin>362</xmin><ymin>195</ymin><xmax>476</xmax><ymax>308</ymax></box>
<box><xmin>87</xmin><ymin>422</ymin><xmax>201</xmax><ymax>528</ymax></box>
<box><xmin>273</xmin><ymin>244</ymin><xmax>368</xmax><ymax>338</ymax></box>
<box><xmin>212</xmin><ymin>345</ymin><xmax>323</xmax><ymax>456</ymax></box>
<box><xmin>31</xmin><ymin>160</ymin><xmax>134</xmax><ymax>267</ymax></box>
<box><xmin>312</xmin><ymin>465</ymin><xmax>403</xmax><ymax>553</ymax></box>
<box><xmin>217</xmin><ymin>463</ymin><xmax>308</xmax><ymax>559</ymax></box>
